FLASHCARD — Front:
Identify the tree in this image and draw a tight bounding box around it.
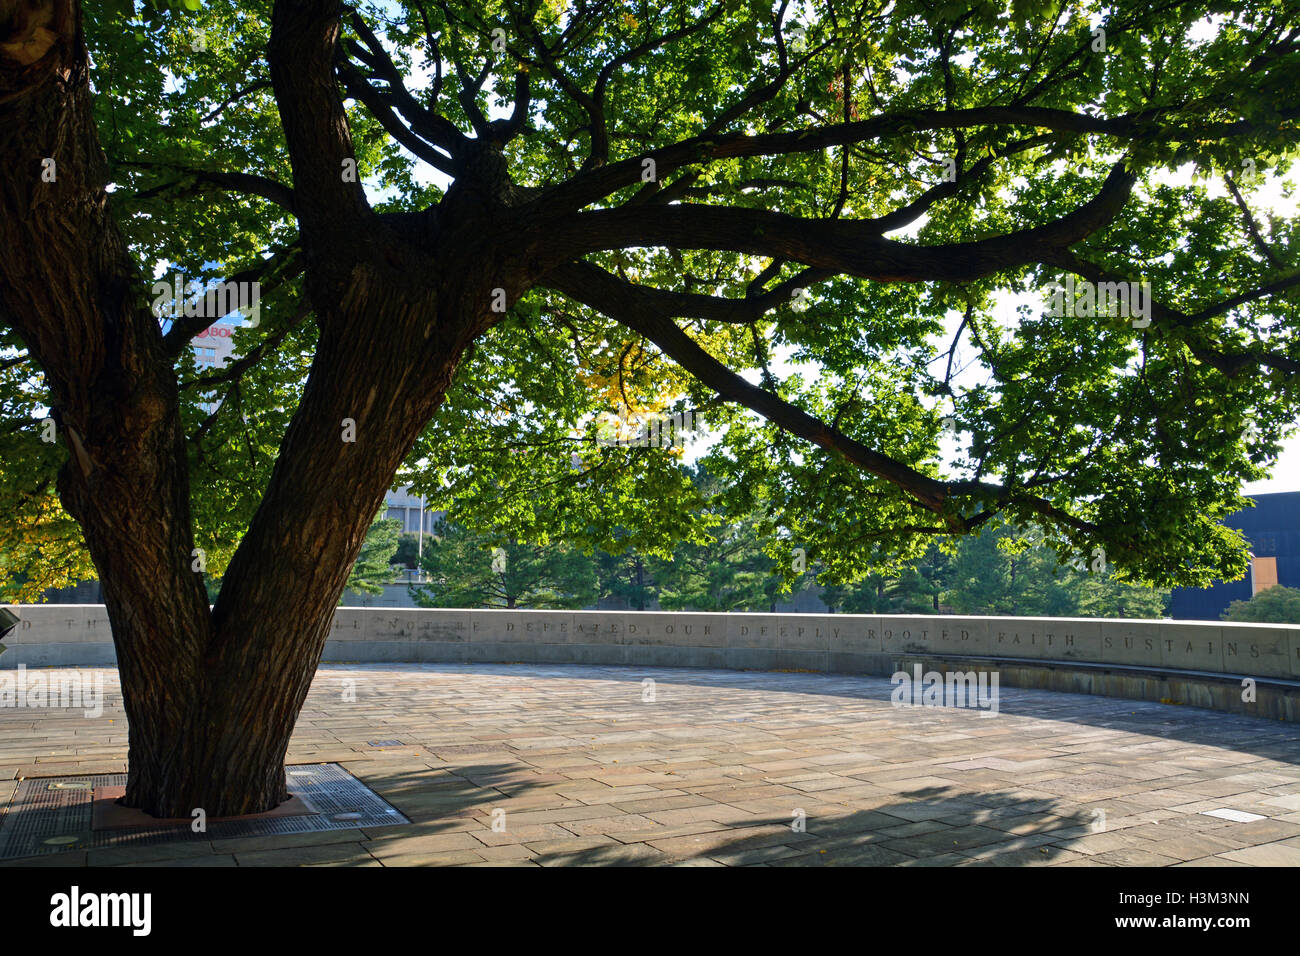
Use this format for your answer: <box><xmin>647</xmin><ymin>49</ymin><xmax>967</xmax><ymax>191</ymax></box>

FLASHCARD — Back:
<box><xmin>411</xmin><ymin>518</ymin><xmax>596</xmax><ymax>608</ymax></box>
<box><xmin>942</xmin><ymin>521</ymin><xmax>1168</xmax><ymax>616</ymax></box>
<box><xmin>2</xmin><ymin>0</ymin><xmax>1298</xmax><ymax>815</ymax></box>
<box><xmin>594</xmin><ymin>546</ymin><xmax>658</xmax><ymax>610</ymax></box>
<box><xmin>342</xmin><ymin>517</ymin><xmax>401</xmax><ymax>598</ymax></box>
<box><xmin>1071</xmin><ymin>568</ymin><xmax>1169</xmax><ymax>618</ymax></box>
<box><xmin>391</xmin><ymin>533</ymin><xmax>422</xmax><ymax>570</ymax></box>
<box><xmin>822</xmin><ymin>548</ymin><xmax>951</xmax><ymax>614</ymax></box>
<box><xmin>1223</xmin><ymin>585</ymin><xmax>1300</xmax><ymax>623</ymax></box>
<box><xmin>651</xmin><ymin>521</ymin><xmax>792</xmax><ymax>612</ymax></box>
<box><xmin>645</xmin><ymin>464</ymin><xmax>805</xmax><ymax>611</ymax></box>
<box><xmin>945</xmin><ymin>525</ymin><xmax>1074</xmax><ymax>615</ymax></box>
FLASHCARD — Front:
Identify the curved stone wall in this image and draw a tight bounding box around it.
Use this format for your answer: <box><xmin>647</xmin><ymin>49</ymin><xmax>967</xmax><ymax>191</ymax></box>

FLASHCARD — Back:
<box><xmin>324</xmin><ymin>609</ymin><xmax>1300</xmax><ymax>720</ymax></box>
<box><xmin>5</xmin><ymin>606</ymin><xmax>1298</xmax><ymax>719</ymax></box>
<box><xmin>4</xmin><ymin>605</ymin><xmax>1297</xmax><ymax>678</ymax></box>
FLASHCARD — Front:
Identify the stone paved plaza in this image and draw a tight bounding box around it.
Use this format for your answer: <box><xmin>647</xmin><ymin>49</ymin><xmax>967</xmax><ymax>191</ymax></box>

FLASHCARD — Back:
<box><xmin>2</xmin><ymin>663</ymin><xmax>1300</xmax><ymax>866</ymax></box>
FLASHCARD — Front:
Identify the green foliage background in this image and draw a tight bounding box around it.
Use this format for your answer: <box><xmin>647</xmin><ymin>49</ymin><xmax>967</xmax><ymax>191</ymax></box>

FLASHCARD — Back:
<box><xmin>1223</xmin><ymin>584</ymin><xmax>1300</xmax><ymax>623</ymax></box>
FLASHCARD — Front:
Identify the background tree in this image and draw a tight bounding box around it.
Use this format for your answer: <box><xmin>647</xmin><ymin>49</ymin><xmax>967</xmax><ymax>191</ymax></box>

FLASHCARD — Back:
<box><xmin>1071</xmin><ymin>568</ymin><xmax>1170</xmax><ymax>618</ymax></box>
<box><xmin>1</xmin><ymin>0</ymin><xmax>1296</xmax><ymax>815</ymax></box>
<box><xmin>594</xmin><ymin>545</ymin><xmax>658</xmax><ymax>610</ymax></box>
<box><xmin>945</xmin><ymin>526</ymin><xmax>1073</xmax><ymax>614</ymax></box>
<box><xmin>390</xmin><ymin>533</ymin><xmax>422</xmax><ymax>571</ymax></box>
<box><xmin>821</xmin><ymin>547</ymin><xmax>952</xmax><ymax>613</ymax></box>
<box><xmin>342</xmin><ymin>516</ymin><xmax>401</xmax><ymax>598</ymax></box>
<box><xmin>411</xmin><ymin>518</ymin><xmax>597</xmax><ymax>608</ymax></box>
<box><xmin>943</xmin><ymin>522</ymin><xmax>1169</xmax><ymax>616</ymax></box>
<box><xmin>650</xmin><ymin>523</ymin><xmax>789</xmax><ymax>611</ymax></box>
<box><xmin>1223</xmin><ymin>585</ymin><xmax>1300</xmax><ymax>623</ymax></box>
<box><xmin>646</xmin><ymin>463</ymin><xmax>809</xmax><ymax>611</ymax></box>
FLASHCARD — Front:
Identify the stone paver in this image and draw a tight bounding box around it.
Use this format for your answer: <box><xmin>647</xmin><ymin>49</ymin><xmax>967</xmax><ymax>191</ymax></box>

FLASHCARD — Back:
<box><xmin>1</xmin><ymin>662</ymin><xmax>1299</xmax><ymax>866</ymax></box>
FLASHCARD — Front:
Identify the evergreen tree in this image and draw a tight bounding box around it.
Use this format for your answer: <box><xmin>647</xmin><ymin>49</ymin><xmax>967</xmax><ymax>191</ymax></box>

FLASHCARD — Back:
<box><xmin>595</xmin><ymin>546</ymin><xmax>658</xmax><ymax>611</ymax></box>
<box><xmin>342</xmin><ymin>517</ymin><xmax>401</xmax><ymax>598</ymax></box>
<box><xmin>412</xmin><ymin>519</ymin><xmax>596</xmax><ymax>609</ymax></box>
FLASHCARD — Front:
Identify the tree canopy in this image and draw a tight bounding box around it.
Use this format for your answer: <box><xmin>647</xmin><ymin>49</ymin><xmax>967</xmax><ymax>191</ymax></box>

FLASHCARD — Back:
<box><xmin>5</xmin><ymin>0</ymin><xmax>1300</xmax><ymax>595</ymax></box>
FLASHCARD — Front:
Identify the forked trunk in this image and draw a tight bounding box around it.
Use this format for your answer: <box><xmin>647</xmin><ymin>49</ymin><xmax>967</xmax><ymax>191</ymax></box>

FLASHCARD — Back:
<box><xmin>110</xmin><ymin>279</ymin><xmax>471</xmax><ymax>818</ymax></box>
<box><xmin>1</xmin><ymin>0</ymin><xmax>504</xmax><ymax>818</ymax></box>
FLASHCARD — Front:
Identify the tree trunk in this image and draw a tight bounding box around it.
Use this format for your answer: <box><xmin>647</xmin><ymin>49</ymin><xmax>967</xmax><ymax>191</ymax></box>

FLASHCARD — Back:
<box><xmin>0</xmin><ymin>0</ymin><xmax>503</xmax><ymax>817</ymax></box>
<box><xmin>1</xmin><ymin>0</ymin><xmax>219</xmax><ymax>813</ymax></box>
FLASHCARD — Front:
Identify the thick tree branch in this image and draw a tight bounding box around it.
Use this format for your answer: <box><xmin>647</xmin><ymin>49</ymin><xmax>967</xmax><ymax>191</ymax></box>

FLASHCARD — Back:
<box><xmin>546</xmin><ymin>259</ymin><xmax>825</xmax><ymax>325</ymax></box>
<box><xmin>528</xmin><ymin>104</ymin><xmax>1189</xmax><ymax>214</ymax></box>
<box><xmin>269</xmin><ymin>0</ymin><xmax>371</xmax><ymax>241</ymax></box>
<box><xmin>336</xmin><ymin>57</ymin><xmax>457</xmax><ymax>175</ymax></box>
<box><xmin>121</xmin><ymin>160</ymin><xmax>297</xmax><ymax>213</ymax></box>
<box><xmin>492</xmin><ymin>67</ymin><xmax>530</xmax><ymax>142</ymax></box>
<box><xmin>345</xmin><ymin>12</ymin><xmax>467</xmax><ymax>155</ymax></box>
<box><xmin>543</xmin><ymin>260</ymin><xmax>1100</xmax><ymax>538</ymax></box>
<box><xmin>543</xmin><ymin>161</ymin><xmax>1135</xmax><ymax>282</ymax></box>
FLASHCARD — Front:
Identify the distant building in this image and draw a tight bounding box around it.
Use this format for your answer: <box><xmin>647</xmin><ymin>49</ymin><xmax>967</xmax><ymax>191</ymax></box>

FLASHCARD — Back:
<box><xmin>192</xmin><ymin>321</ymin><xmax>240</xmax><ymax>413</ymax></box>
<box><xmin>383</xmin><ymin>485</ymin><xmax>442</xmax><ymax>537</ymax></box>
<box><xmin>192</xmin><ymin>322</ymin><xmax>239</xmax><ymax>369</ymax></box>
<box><xmin>1169</xmin><ymin>491</ymin><xmax>1300</xmax><ymax>620</ymax></box>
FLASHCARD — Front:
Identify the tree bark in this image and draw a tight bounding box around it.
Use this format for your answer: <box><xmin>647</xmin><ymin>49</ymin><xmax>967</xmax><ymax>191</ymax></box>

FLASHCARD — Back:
<box><xmin>0</xmin><ymin>0</ymin><xmax>500</xmax><ymax>816</ymax></box>
<box><xmin>0</xmin><ymin>0</ymin><xmax>217</xmax><ymax>813</ymax></box>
